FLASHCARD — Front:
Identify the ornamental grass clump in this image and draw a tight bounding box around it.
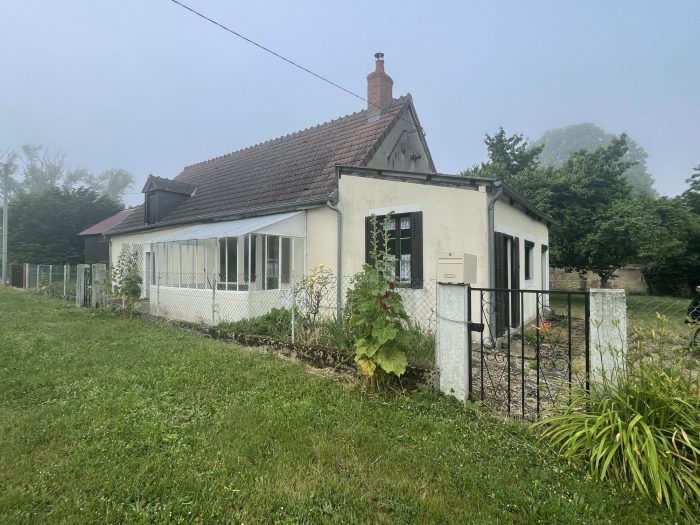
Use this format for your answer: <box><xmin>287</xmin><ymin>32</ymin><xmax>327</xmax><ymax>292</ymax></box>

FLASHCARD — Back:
<box><xmin>346</xmin><ymin>214</ymin><xmax>412</xmax><ymax>383</ymax></box>
<box><xmin>534</xmin><ymin>346</ymin><xmax>700</xmax><ymax>516</ymax></box>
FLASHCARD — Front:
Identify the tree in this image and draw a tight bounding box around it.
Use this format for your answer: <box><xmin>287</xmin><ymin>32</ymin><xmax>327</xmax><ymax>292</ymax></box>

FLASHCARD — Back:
<box><xmin>645</xmin><ymin>169</ymin><xmax>700</xmax><ymax>296</ymax></box>
<box><xmin>462</xmin><ymin>127</ymin><xmax>543</xmax><ymax>183</ymax></box>
<box><xmin>0</xmin><ymin>150</ymin><xmax>20</xmax><ymax>202</ymax></box>
<box><xmin>8</xmin><ymin>188</ymin><xmax>122</xmax><ymax>264</ymax></box>
<box><xmin>531</xmin><ymin>123</ymin><xmax>657</xmax><ymax>196</ymax></box>
<box><xmin>543</xmin><ymin>136</ymin><xmax>634</xmax><ymax>284</ymax></box>
<box><xmin>3</xmin><ymin>145</ymin><xmax>135</xmax><ymax>203</ymax></box>
<box><xmin>581</xmin><ymin>196</ymin><xmax>695</xmax><ymax>287</ymax></box>
<box><xmin>681</xmin><ymin>164</ymin><xmax>700</xmax><ymax>216</ymax></box>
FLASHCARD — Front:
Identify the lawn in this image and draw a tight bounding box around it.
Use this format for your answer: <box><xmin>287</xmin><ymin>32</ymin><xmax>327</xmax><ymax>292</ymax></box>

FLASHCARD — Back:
<box><xmin>550</xmin><ymin>293</ymin><xmax>695</xmax><ymax>344</ymax></box>
<box><xmin>0</xmin><ymin>287</ymin><xmax>684</xmax><ymax>524</ymax></box>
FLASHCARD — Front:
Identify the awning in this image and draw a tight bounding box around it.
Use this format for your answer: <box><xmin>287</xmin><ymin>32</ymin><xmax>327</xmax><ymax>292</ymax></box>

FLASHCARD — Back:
<box><xmin>143</xmin><ymin>211</ymin><xmax>304</xmax><ymax>244</ymax></box>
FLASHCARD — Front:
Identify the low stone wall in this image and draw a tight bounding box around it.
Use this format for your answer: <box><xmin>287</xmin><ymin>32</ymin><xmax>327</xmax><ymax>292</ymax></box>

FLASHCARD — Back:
<box><xmin>550</xmin><ymin>266</ymin><xmax>648</xmax><ymax>294</ymax></box>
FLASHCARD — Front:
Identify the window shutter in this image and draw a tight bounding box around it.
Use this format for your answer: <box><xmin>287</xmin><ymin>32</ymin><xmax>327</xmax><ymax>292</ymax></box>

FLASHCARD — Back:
<box><xmin>494</xmin><ymin>232</ymin><xmax>507</xmax><ymax>336</ymax></box>
<box><xmin>365</xmin><ymin>216</ymin><xmax>373</xmax><ymax>265</ymax></box>
<box><xmin>410</xmin><ymin>212</ymin><xmax>423</xmax><ymax>288</ymax></box>
<box><xmin>511</xmin><ymin>237</ymin><xmax>521</xmax><ymax>328</ymax></box>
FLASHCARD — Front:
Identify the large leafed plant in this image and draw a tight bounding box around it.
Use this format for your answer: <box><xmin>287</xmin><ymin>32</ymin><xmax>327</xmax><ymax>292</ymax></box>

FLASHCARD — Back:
<box><xmin>347</xmin><ymin>214</ymin><xmax>411</xmax><ymax>382</ymax></box>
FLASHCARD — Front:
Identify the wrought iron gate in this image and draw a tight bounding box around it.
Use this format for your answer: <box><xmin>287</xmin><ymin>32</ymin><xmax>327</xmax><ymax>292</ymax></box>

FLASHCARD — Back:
<box><xmin>467</xmin><ymin>287</ymin><xmax>590</xmax><ymax>419</ymax></box>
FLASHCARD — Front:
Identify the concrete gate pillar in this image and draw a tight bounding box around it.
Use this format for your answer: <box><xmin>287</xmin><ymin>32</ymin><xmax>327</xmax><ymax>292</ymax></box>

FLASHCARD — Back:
<box><xmin>436</xmin><ymin>283</ymin><xmax>470</xmax><ymax>401</ymax></box>
<box><xmin>589</xmin><ymin>288</ymin><xmax>627</xmax><ymax>382</ymax></box>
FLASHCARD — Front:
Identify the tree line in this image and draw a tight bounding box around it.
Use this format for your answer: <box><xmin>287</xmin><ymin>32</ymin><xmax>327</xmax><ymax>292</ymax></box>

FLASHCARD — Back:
<box><xmin>1</xmin><ymin>145</ymin><xmax>134</xmax><ymax>266</ymax></box>
<box><xmin>463</xmin><ymin>124</ymin><xmax>699</xmax><ymax>296</ymax></box>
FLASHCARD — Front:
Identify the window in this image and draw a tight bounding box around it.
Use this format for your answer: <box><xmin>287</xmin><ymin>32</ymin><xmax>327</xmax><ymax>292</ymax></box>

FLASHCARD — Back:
<box><xmin>524</xmin><ymin>240</ymin><xmax>535</xmax><ymax>281</ymax></box>
<box><xmin>218</xmin><ymin>237</ymin><xmax>238</xmax><ymax>285</ymax></box>
<box><xmin>244</xmin><ymin>234</ymin><xmax>256</xmax><ymax>283</ymax></box>
<box><xmin>265</xmin><ymin>235</ymin><xmax>280</xmax><ymax>289</ymax></box>
<box><xmin>365</xmin><ymin>212</ymin><xmax>423</xmax><ymax>288</ymax></box>
<box><xmin>145</xmin><ymin>193</ymin><xmax>158</xmax><ymax>224</ymax></box>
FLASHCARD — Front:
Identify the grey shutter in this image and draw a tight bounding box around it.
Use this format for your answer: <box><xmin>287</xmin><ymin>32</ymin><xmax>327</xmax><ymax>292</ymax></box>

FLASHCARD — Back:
<box><xmin>365</xmin><ymin>216</ymin><xmax>372</xmax><ymax>265</ymax></box>
<box><xmin>410</xmin><ymin>212</ymin><xmax>423</xmax><ymax>288</ymax></box>
<box><xmin>494</xmin><ymin>232</ymin><xmax>507</xmax><ymax>336</ymax></box>
<box><xmin>511</xmin><ymin>237</ymin><xmax>520</xmax><ymax>328</ymax></box>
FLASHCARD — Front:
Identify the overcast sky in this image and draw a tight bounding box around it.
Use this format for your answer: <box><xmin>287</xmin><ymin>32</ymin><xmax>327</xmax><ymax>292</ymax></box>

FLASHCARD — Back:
<box><xmin>2</xmin><ymin>1</ymin><xmax>698</xmax><ymax>206</ymax></box>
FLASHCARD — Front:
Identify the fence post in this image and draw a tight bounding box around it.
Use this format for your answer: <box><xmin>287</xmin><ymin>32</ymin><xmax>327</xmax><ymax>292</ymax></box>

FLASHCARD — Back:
<box><xmin>211</xmin><ymin>273</ymin><xmax>216</xmax><ymax>326</ymax></box>
<box><xmin>49</xmin><ymin>264</ymin><xmax>53</xmax><ymax>283</ymax></box>
<box><xmin>436</xmin><ymin>283</ymin><xmax>470</xmax><ymax>401</ymax></box>
<box><xmin>63</xmin><ymin>265</ymin><xmax>68</xmax><ymax>297</ymax></box>
<box><xmin>36</xmin><ymin>265</ymin><xmax>40</xmax><ymax>290</ymax></box>
<box><xmin>24</xmin><ymin>263</ymin><xmax>29</xmax><ymax>289</ymax></box>
<box><xmin>291</xmin><ymin>284</ymin><xmax>296</xmax><ymax>344</ymax></box>
<box><xmin>156</xmin><ymin>270</ymin><xmax>160</xmax><ymax>316</ymax></box>
<box><xmin>589</xmin><ymin>288</ymin><xmax>627</xmax><ymax>383</ymax></box>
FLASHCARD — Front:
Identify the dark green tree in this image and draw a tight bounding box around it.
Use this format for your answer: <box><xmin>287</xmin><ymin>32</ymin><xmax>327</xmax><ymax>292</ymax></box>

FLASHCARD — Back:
<box><xmin>8</xmin><ymin>187</ymin><xmax>122</xmax><ymax>264</ymax></box>
<box><xmin>681</xmin><ymin>164</ymin><xmax>700</xmax><ymax>216</ymax></box>
<box><xmin>462</xmin><ymin>127</ymin><xmax>543</xmax><ymax>183</ymax></box>
<box><xmin>542</xmin><ymin>136</ymin><xmax>633</xmax><ymax>284</ymax></box>
<box><xmin>531</xmin><ymin>123</ymin><xmax>657</xmax><ymax>196</ymax></box>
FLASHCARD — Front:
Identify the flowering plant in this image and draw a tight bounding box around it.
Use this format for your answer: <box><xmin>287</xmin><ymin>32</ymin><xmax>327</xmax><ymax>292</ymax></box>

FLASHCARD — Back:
<box><xmin>346</xmin><ymin>214</ymin><xmax>410</xmax><ymax>381</ymax></box>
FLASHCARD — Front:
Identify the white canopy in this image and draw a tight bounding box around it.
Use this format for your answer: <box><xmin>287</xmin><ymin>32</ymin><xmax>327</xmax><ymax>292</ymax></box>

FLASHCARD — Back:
<box><xmin>143</xmin><ymin>211</ymin><xmax>304</xmax><ymax>244</ymax></box>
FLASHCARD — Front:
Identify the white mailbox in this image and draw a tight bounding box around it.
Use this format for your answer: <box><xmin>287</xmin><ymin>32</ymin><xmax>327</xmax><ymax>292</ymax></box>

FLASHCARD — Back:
<box><xmin>437</xmin><ymin>252</ymin><xmax>478</xmax><ymax>284</ymax></box>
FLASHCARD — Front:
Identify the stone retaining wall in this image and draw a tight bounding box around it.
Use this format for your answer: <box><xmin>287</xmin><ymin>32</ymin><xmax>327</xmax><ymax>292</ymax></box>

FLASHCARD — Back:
<box><xmin>549</xmin><ymin>266</ymin><xmax>648</xmax><ymax>294</ymax></box>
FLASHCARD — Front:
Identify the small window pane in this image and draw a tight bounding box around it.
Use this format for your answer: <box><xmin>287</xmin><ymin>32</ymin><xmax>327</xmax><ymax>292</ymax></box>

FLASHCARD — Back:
<box><xmin>281</xmin><ymin>238</ymin><xmax>291</xmax><ymax>285</ymax></box>
<box><xmin>266</xmin><ymin>235</ymin><xmax>279</xmax><ymax>290</ymax></box>
<box><xmin>227</xmin><ymin>237</ymin><xmax>238</xmax><ymax>283</ymax></box>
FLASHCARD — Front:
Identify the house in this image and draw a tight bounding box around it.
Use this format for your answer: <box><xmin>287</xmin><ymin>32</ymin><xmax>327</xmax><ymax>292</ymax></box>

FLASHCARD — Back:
<box><xmin>78</xmin><ymin>209</ymin><xmax>134</xmax><ymax>265</ymax></box>
<box><xmin>105</xmin><ymin>54</ymin><xmax>551</xmax><ymax>329</ymax></box>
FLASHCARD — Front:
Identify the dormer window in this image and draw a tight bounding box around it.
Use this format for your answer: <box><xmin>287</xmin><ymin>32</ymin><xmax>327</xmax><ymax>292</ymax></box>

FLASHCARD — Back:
<box><xmin>141</xmin><ymin>174</ymin><xmax>196</xmax><ymax>225</ymax></box>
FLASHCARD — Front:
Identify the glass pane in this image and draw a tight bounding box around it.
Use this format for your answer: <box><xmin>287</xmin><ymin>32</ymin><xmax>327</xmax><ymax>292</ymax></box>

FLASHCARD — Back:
<box><xmin>218</xmin><ymin>239</ymin><xmax>226</xmax><ymax>282</ymax></box>
<box><xmin>386</xmin><ymin>218</ymin><xmax>397</xmax><ymax>256</ymax></box>
<box><xmin>266</xmin><ymin>235</ymin><xmax>280</xmax><ymax>290</ymax></box>
<box><xmin>399</xmin><ymin>216</ymin><xmax>412</xmax><ymax>283</ymax></box>
<box><xmin>227</xmin><ymin>237</ymin><xmax>238</xmax><ymax>283</ymax></box>
<box><xmin>281</xmin><ymin>238</ymin><xmax>291</xmax><ymax>285</ymax></box>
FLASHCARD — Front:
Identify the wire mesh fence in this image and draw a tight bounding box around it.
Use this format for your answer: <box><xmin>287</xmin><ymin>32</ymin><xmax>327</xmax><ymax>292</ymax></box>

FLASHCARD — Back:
<box><xmin>142</xmin><ymin>272</ymin><xmax>438</xmax><ymax>368</ymax></box>
<box><xmin>625</xmin><ymin>294</ymin><xmax>699</xmax><ymax>351</ymax></box>
<box><xmin>12</xmin><ymin>263</ymin><xmax>80</xmax><ymax>302</ymax></box>
<box><xmin>11</xmin><ymin>260</ymin><xmax>697</xmax><ymax>376</ymax></box>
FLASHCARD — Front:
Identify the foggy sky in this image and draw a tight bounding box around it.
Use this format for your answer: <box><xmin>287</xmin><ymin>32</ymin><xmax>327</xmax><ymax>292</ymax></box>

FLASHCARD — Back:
<box><xmin>2</xmin><ymin>0</ymin><xmax>698</xmax><ymax>207</ymax></box>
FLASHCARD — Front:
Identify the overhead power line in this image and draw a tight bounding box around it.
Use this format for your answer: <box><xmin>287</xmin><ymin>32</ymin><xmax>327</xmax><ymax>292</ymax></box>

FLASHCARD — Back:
<box><xmin>166</xmin><ymin>0</ymin><xmax>422</xmax><ymax>133</ymax></box>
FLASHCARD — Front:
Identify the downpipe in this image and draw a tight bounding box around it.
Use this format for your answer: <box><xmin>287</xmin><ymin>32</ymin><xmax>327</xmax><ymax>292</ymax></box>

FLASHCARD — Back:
<box><xmin>326</xmin><ymin>191</ymin><xmax>342</xmax><ymax>321</ymax></box>
<box><xmin>487</xmin><ymin>181</ymin><xmax>503</xmax><ymax>344</ymax></box>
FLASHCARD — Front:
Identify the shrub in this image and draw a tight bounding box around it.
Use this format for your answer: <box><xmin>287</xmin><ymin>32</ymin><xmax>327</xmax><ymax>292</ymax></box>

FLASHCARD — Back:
<box><xmin>292</xmin><ymin>264</ymin><xmax>335</xmax><ymax>337</ymax></box>
<box><xmin>219</xmin><ymin>308</ymin><xmax>295</xmax><ymax>341</ymax></box>
<box><xmin>534</xmin><ymin>352</ymin><xmax>700</xmax><ymax>516</ymax></box>
<box><xmin>112</xmin><ymin>247</ymin><xmax>142</xmax><ymax>311</ymax></box>
<box><xmin>37</xmin><ymin>280</ymin><xmax>62</xmax><ymax>298</ymax></box>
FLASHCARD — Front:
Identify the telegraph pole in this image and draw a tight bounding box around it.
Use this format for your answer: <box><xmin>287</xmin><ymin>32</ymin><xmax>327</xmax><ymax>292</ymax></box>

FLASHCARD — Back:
<box><xmin>2</xmin><ymin>165</ymin><xmax>8</xmax><ymax>286</ymax></box>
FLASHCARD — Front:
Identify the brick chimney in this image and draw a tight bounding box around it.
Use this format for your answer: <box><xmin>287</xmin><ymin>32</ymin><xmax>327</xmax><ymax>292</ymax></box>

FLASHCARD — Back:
<box><xmin>367</xmin><ymin>52</ymin><xmax>393</xmax><ymax>113</ymax></box>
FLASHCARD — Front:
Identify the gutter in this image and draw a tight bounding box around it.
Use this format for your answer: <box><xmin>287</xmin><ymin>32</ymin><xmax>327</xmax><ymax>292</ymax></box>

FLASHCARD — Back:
<box><xmin>487</xmin><ymin>180</ymin><xmax>504</xmax><ymax>289</ymax></box>
<box><xmin>105</xmin><ymin>196</ymin><xmax>330</xmax><ymax>237</ymax></box>
<box><xmin>326</xmin><ymin>184</ymin><xmax>343</xmax><ymax>321</ymax></box>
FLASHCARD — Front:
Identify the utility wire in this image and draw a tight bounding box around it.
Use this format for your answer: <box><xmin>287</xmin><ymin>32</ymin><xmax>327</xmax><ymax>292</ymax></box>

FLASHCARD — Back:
<box><xmin>167</xmin><ymin>0</ymin><xmax>422</xmax><ymax>134</ymax></box>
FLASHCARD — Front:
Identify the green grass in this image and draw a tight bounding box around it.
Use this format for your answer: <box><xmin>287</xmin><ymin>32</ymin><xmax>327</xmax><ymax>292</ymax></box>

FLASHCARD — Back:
<box><xmin>550</xmin><ymin>294</ymin><xmax>694</xmax><ymax>338</ymax></box>
<box><xmin>0</xmin><ymin>288</ymin><xmax>683</xmax><ymax>524</ymax></box>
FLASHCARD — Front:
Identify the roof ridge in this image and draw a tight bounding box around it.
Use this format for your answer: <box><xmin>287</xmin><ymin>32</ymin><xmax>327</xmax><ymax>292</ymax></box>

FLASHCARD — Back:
<box><xmin>181</xmin><ymin>95</ymin><xmax>410</xmax><ymax>172</ymax></box>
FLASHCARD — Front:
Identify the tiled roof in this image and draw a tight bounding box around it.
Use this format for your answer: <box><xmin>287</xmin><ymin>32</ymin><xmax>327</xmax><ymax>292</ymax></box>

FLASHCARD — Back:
<box><xmin>78</xmin><ymin>209</ymin><xmax>135</xmax><ymax>236</ymax></box>
<box><xmin>142</xmin><ymin>175</ymin><xmax>197</xmax><ymax>195</ymax></box>
<box><xmin>110</xmin><ymin>96</ymin><xmax>415</xmax><ymax>234</ymax></box>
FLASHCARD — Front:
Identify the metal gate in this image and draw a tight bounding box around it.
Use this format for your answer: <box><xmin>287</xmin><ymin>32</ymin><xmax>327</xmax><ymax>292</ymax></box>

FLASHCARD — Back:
<box><xmin>467</xmin><ymin>287</ymin><xmax>590</xmax><ymax>419</ymax></box>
